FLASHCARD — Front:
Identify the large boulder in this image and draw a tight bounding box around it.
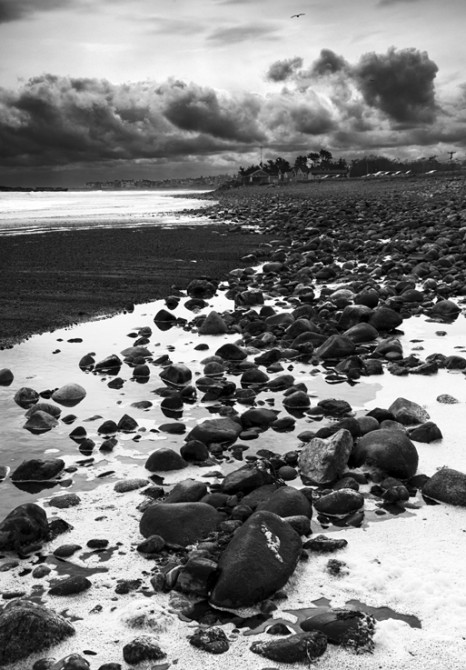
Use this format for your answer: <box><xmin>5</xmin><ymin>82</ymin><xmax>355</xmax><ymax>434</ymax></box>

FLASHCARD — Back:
<box><xmin>52</xmin><ymin>383</ymin><xmax>86</xmax><ymax>407</ymax></box>
<box><xmin>11</xmin><ymin>458</ymin><xmax>65</xmax><ymax>482</ymax></box>
<box><xmin>350</xmin><ymin>429</ymin><xmax>418</xmax><ymax>479</ymax></box>
<box><xmin>0</xmin><ymin>600</ymin><xmax>75</xmax><ymax>665</ymax></box>
<box><xmin>0</xmin><ymin>503</ymin><xmax>49</xmax><ymax>552</ymax></box>
<box><xmin>145</xmin><ymin>448</ymin><xmax>187</xmax><ymax>472</ymax></box>
<box><xmin>368</xmin><ymin>307</ymin><xmax>403</xmax><ymax>331</ymax></box>
<box><xmin>198</xmin><ymin>311</ymin><xmax>228</xmax><ymax>335</ymax></box>
<box><xmin>298</xmin><ymin>429</ymin><xmax>353</xmax><ymax>485</ymax></box>
<box><xmin>257</xmin><ymin>486</ymin><xmax>313</xmax><ymax>518</ymax></box>
<box><xmin>160</xmin><ymin>364</ymin><xmax>192</xmax><ymax>387</ymax></box>
<box><xmin>23</xmin><ymin>410</ymin><xmax>59</xmax><ymax>433</ymax></box>
<box><xmin>209</xmin><ymin>510</ymin><xmax>302</xmax><ymax>609</ymax></box>
<box><xmin>139</xmin><ymin>502</ymin><xmax>221</xmax><ymax>546</ymax></box>
<box><xmin>221</xmin><ymin>463</ymin><xmax>274</xmax><ymax>494</ymax></box>
<box><xmin>185</xmin><ymin>417</ymin><xmax>242</xmax><ymax>445</ymax></box>
<box><xmin>422</xmin><ymin>467</ymin><xmax>466</xmax><ymax>506</ymax></box>
<box><xmin>316</xmin><ymin>335</ymin><xmax>356</xmax><ymax>360</ymax></box>
<box><xmin>388</xmin><ymin>397</ymin><xmax>430</xmax><ymax>425</ymax></box>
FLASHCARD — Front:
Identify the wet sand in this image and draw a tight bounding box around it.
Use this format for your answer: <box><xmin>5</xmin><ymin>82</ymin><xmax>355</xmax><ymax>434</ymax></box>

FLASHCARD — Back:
<box><xmin>0</xmin><ymin>224</ymin><xmax>263</xmax><ymax>348</ymax></box>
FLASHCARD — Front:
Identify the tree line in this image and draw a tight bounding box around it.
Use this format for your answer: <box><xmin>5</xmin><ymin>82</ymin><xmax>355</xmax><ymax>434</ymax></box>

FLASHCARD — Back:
<box><xmin>239</xmin><ymin>149</ymin><xmax>457</xmax><ymax>178</ymax></box>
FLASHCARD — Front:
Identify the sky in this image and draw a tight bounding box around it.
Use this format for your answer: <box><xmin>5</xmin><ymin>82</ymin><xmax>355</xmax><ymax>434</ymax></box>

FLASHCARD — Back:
<box><xmin>0</xmin><ymin>0</ymin><xmax>465</xmax><ymax>186</ymax></box>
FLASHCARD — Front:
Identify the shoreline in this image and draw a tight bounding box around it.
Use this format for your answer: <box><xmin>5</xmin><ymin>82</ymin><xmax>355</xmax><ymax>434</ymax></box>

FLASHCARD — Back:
<box><xmin>0</xmin><ymin>223</ymin><xmax>264</xmax><ymax>348</ymax></box>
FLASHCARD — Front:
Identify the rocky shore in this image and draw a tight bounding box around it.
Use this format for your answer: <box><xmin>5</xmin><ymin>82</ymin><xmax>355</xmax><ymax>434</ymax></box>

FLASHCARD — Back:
<box><xmin>1</xmin><ymin>177</ymin><xmax>466</xmax><ymax>669</ymax></box>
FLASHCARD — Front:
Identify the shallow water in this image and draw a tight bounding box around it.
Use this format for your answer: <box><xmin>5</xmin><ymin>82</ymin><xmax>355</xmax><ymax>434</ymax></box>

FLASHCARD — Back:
<box><xmin>0</xmin><ymin>190</ymin><xmax>212</xmax><ymax>235</ymax></box>
<box><xmin>1</xmin><ymin>285</ymin><xmax>466</xmax><ymax>519</ymax></box>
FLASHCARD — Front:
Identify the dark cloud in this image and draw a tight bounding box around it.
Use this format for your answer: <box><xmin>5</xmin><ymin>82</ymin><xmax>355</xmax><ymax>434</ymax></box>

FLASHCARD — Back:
<box><xmin>311</xmin><ymin>49</ymin><xmax>349</xmax><ymax>77</ymax></box>
<box><xmin>207</xmin><ymin>23</ymin><xmax>280</xmax><ymax>45</ymax></box>
<box><xmin>0</xmin><ymin>74</ymin><xmax>266</xmax><ymax>169</ymax></box>
<box><xmin>266</xmin><ymin>57</ymin><xmax>303</xmax><ymax>82</ymax></box>
<box><xmin>161</xmin><ymin>81</ymin><xmax>265</xmax><ymax>143</ymax></box>
<box><xmin>354</xmin><ymin>47</ymin><xmax>438</xmax><ymax>124</ymax></box>
<box><xmin>0</xmin><ymin>0</ymin><xmax>68</xmax><ymax>22</ymax></box>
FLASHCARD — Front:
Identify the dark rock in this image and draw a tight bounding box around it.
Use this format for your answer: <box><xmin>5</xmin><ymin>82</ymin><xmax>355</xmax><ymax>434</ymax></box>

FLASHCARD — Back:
<box><xmin>215</xmin><ymin>342</ymin><xmax>248</xmax><ymax>361</ymax></box>
<box><xmin>0</xmin><ymin>600</ymin><xmax>75</xmax><ymax>665</ymax></box>
<box><xmin>117</xmin><ymin>414</ymin><xmax>138</xmax><ymax>432</ymax></box>
<box><xmin>49</xmin><ymin>576</ymin><xmax>92</xmax><ymax>596</ymax></box>
<box><xmin>188</xmin><ymin>627</ymin><xmax>229</xmax><ymax>654</ymax></box>
<box><xmin>94</xmin><ymin>354</ymin><xmax>122</xmax><ymax>373</ymax></box>
<box><xmin>257</xmin><ymin>486</ymin><xmax>312</xmax><ymax>518</ymax></box>
<box><xmin>221</xmin><ymin>463</ymin><xmax>274</xmax><ymax>494</ymax></box>
<box><xmin>303</xmin><ymin>535</ymin><xmax>348</xmax><ymax>553</ymax></box>
<box><xmin>122</xmin><ymin>636</ymin><xmax>166</xmax><ymax>664</ymax></box>
<box><xmin>316</xmin><ymin>335</ymin><xmax>356</xmax><ymax>359</ymax></box>
<box><xmin>145</xmin><ymin>448</ymin><xmax>187</xmax><ymax>472</ymax></box>
<box><xmin>388</xmin><ymin>397</ymin><xmax>430</xmax><ymax>425</ymax></box>
<box><xmin>250</xmin><ymin>631</ymin><xmax>327</xmax><ymax>662</ymax></box>
<box><xmin>409</xmin><ymin>421</ymin><xmax>443</xmax><ymax>443</ymax></box>
<box><xmin>97</xmin><ymin>420</ymin><xmax>118</xmax><ymax>435</ymax></box>
<box><xmin>160</xmin><ymin>364</ymin><xmax>192</xmax><ymax>387</ymax></box>
<box><xmin>368</xmin><ymin>306</ymin><xmax>403</xmax><ymax>331</ymax></box>
<box><xmin>0</xmin><ymin>368</ymin><xmax>13</xmax><ymax>386</ymax></box>
<box><xmin>186</xmin><ymin>416</ymin><xmax>242</xmax><ymax>445</ymax></box>
<box><xmin>209</xmin><ymin>510</ymin><xmax>302</xmax><ymax>609</ymax></box>
<box><xmin>24</xmin><ymin>411</ymin><xmax>59</xmax><ymax>433</ymax></box>
<box><xmin>164</xmin><ymin>479</ymin><xmax>207</xmax><ymax>503</ymax></box>
<box><xmin>53</xmin><ymin>544</ymin><xmax>82</xmax><ymax>558</ymax></box>
<box><xmin>26</xmin><ymin>402</ymin><xmax>62</xmax><ymax>419</ymax></box>
<box><xmin>301</xmin><ymin>608</ymin><xmax>376</xmax><ymax>652</ymax></box>
<box><xmin>180</xmin><ymin>440</ymin><xmax>209</xmax><ymax>462</ymax></box>
<box><xmin>114</xmin><ymin>478</ymin><xmax>148</xmax><ymax>493</ymax></box>
<box><xmin>14</xmin><ymin>387</ymin><xmax>39</xmax><ymax>409</ymax></box>
<box><xmin>199</xmin><ymin>311</ymin><xmax>228</xmax><ymax>335</ymax></box>
<box><xmin>314</xmin><ymin>489</ymin><xmax>365</xmax><ymax>517</ymax></box>
<box><xmin>351</xmin><ymin>429</ymin><xmax>419</xmax><ymax>479</ymax></box>
<box><xmin>140</xmin><ymin>502</ymin><xmax>221</xmax><ymax>546</ymax></box>
<box><xmin>317</xmin><ymin>399</ymin><xmax>352</xmax><ymax>417</ymax></box>
<box><xmin>0</xmin><ymin>503</ymin><xmax>49</xmax><ymax>552</ymax></box>
<box><xmin>137</xmin><ymin>535</ymin><xmax>166</xmax><ymax>555</ymax></box>
<box><xmin>176</xmin><ymin>557</ymin><xmax>218</xmax><ymax>597</ymax></box>
<box><xmin>51</xmin><ymin>654</ymin><xmax>90</xmax><ymax>670</ymax></box>
<box><xmin>186</xmin><ymin>278</ymin><xmax>217</xmax><ymax>299</ymax></box>
<box><xmin>51</xmin><ymin>384</ymin><xmax>86</xmax><ymax>407</ymax></box>
<box><xmin>11</xmin><ymin>458</ymin><xmax>64</xmax><ymax>482</ymax></box>
<box><xmin>422</xmin><ymin>467</ymin><xmax>466</xmax><ymax>506</ymax></box>
<box><xmin>49</xmin><ymin>494</ymin><xmax>81</xmax><ymax>509</ymax></box>
<box><xmin>283</xmin><ymin>390</ymin><xmax>310</xmax><ymax>410</ymax></box>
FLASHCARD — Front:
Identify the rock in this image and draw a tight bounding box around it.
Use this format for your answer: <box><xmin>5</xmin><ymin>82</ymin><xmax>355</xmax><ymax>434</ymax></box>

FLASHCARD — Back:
<box><xmin>317</xmin><ymin>399</ymin><xmax>352</xmax><ymax>417</ymax></box>
<box><xmin>0</xmin><ymin>503</ymin><xmax>49</xmax><ymax>552</ymax></box>
<box><xmin>186</xmin><ymin>278</ymin><xmax>217</xmax><ymax>299</ymax></box>
<box><xmin>215</xmin><ymin>342</ymin><xmax>248</xmax><ymax>361</ymax></box>
<box><xmin>437</xmin><ymin>394</ymin><xmax>459</xmax><ymax>404</ymax></box>
<box><xmin>0</xmin><ymin>600</ymin><xmax>75</xmax><ymax>665</ymax></box>
<box><xmin>316</xmin><ymin>335</ymin><xmax>356</xmax><ymax>359</ymax></box>
<box><xmin>53</xmin><ymin>544</ymin><xmax>82</xmax><ymax>558</ymax></box>
<box><xmin>49</xmin><ymin>494</ymin><xmax>81</xmax><ymax>509</ymax></box>
<box><xmin>14</xmin><ymin>387</ymin><xmax>39</xmax><ymax>409</ymax></box>
<box><xmin>283</xmin><ymin>390</ymin><xmax>310</xmax><ymax>410</ymax></box>
<box><xmin>98</xmin><ymin>420</ymin><xmax>118</xmax><ymax>435</ymax></box>
<box><xmin>78</xmin><ymin>354</ymin><xmax>95</xmax><ymax>370</ymax></box>
<box><xmin>137</xmin><ymin>535</ymin><xmax>165</xmax><ymax>555</ymax></box>
<box><xmin>176</xmin><ymin>557</ymin><xmax>219</xmax><ymax>597</ymax></box>
<box><xmin>185</xmin><ymin>416</ymin><xmax>242</xmax><ymax>445</ymax></box>
<box><xmin>241</xmin><ymin>367</ymin><xmax>270</xmax><ymax>386</ymax></box>
<box><xmin>180</xmin><ymin>440</ymin><xmax>210</xmax><ymax>462</ymax></box>
<box><xmin>250</xmin><ymin>631</ymin><xmax>327</xmax><ymax>662</ymax></box>
<box><xmin>303</xmin><ymin>535</ymin><xmax>348</xmax><ymax>553</ymax></box>
<box><xmin>50</xmin><ymin>654</ymin><xmax>90</xmax><ymax>670</ymax></box>
<box><xmin>114</xmin><ymin>478</ymin><xmax>148</xmax><ymax>493</ymax></box>
<box><xmin>301</xmin><ymin>608</ymin><xmax>376</xmax><ymax>652</ymax></box>
<box><xmin>350</xmin><ymin>429</ymin><xmax>419</xmax><ymax>479</ymax></box>
<box><xmin>314</xmin><ymin>489</ymin><xmax>365</xmax><ymax>517</ymax></box>
<box><xmin>153</xmin><ymin>309</ymin><xmax>177</xmax><ymax>326</ymax></box>
<box><xmin>0</xmin><ymin>368</ymin><xmax>13</xmax><ymax>386</ymax></box>
<box><xmin>344</xmin><ymin>323</ymin><xmax>379</xmax><ymax>343</ymax></box>
<box><xmin>94</xmin><ymin>354</ymin><xmax>122</xmax><ymax>373</ymax></box>
<box><xmin>409</xmin><ymin>421</ymin><xmax>443</xmax><ymax>443</ymax></box>
<box><xmin>257</xmin><ymin>486</ymin><xmax>313</xmax><ymax>518</ymax></box>
<box><xmin>49</xmin><ymin>576</ymin><xmax>92</xmax><ymax>596</ymax></box>
<box><xmin>240</xmin><ymin>407</ymin><xmax>279</xmax><ymax>429</ymax></box>
<box><xmin>221</xmin><ymin>463</ymin><xmax>274</xmax><ymax>494</ymax></box>
<box><xmin>388</xmin><ymin>397</ymin><xmax>430</xmax><ymax>425</ymax></box>
<box><xmin>23</xmin><ymin>411</ymin><xmax>60</xmax><ymax>433</ymax></box>
<box><xmin>140</xmin><ymin>502</ymin><xmax>221</xmax><ymax>546</ymax></box>
<box><xmin>299</xmin><ymin>429</ymin><xmax>353</xmax><ymax>485</ymax></box>
<box><xmin>51</xmin><ymin>384</ymin><xmax>86</xmax><ymax>407</ymax></box>
<box><xmin>145</xmin><ymin>448</ymin><xmax>187</xmax><ymax>472</ymax></box>
<box><xmin>11</xmin><ymin>458</ymin><xmax>64</xmax><ymax>482</ymax></box>
<box><xmin>122</xmin><ymin>636</ymin><xmax>166</xmax><ymax>664</ymax></box>
<box><xmin>164</xmin><ymin>479</ymin><xmax>207</xmax><ymax>503</ymax></box>
<box><xmin>430</xmin><ymin>299</ymin><xmax>460</xmax><ymax>320</ymax></box>
<box><xmin>26</xmin><ymin>402</ymin><xmax>61</xmax><ymax>419</ymax></box>
<box><xmin>422</xmin><ymin>467</ymin><xmax>466</xmax><ymax>506</ymax></box>
<box><xmin>209</xmin><ymin>510</ymin><xmax>302</xmax><ymax>609</ymax></box>
<box><xmin>368</xmin><ymin>306</ymin><xmax>403</xmax><ymax>331</ymax></box>
<box><xmin>199</xmin><ymin>311</ymin><xmax>228</xmax><ymax>335</ymax></box>
<box><xmin>188</xmin><ymin>627</ymin><xmax>229</xmax><ymax>654</ymax></box>
<box><xmin>117</xmin><ymin>414</ymin><xmax>138</xmax><ymax>432</ymax></box>
<box><xmin>160</xmin><ymin>364</ymin><xmax>192</xmax><ymax>387</ymax></box>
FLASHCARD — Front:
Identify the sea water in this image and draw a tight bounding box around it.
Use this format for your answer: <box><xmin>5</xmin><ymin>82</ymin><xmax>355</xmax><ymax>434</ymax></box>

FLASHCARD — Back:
<box><xmin>0</xmin><ymin>189</ymin><xmax>213</xmax><ymax>235</ymax></box>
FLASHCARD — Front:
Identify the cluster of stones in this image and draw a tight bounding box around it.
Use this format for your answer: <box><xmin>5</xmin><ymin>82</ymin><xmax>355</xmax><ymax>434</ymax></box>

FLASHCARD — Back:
<box><xmin>1</xmin><ymin>180</ymin><xmax>466</xmax><ymax>666</ymax></box>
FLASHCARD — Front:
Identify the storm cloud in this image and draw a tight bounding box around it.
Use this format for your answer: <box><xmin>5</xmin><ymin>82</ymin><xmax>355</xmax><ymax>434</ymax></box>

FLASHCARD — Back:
<box><xmin>354</xmin><ymin>47</ymin><xmax>438</xmax><ymax>124</ymax></box>
<box><xmin>311</xmin><ymin>49</ymin><xmax>349</xmax><ymax>77</ymax></box>
<box><xmin>0</xmin><ymin>0</ymin><xmax>69</xmax><ymax>22</ymax></box>
<box><xmin>266</xmin><ymin>57</ymin><xmax>303</xmax><ymax>82</ymax></box>
<box><xmin>0</xmin><ymin>75</ymin><xmax>266</xmax><ymax>168</ymax></box>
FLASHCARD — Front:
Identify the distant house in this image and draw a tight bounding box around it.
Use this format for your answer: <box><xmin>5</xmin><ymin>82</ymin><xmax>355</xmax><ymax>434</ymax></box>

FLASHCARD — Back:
<box><xmin>243</xmin><ymin>168</ymin><xmax>270</xmax><ymax>185</ymax></box>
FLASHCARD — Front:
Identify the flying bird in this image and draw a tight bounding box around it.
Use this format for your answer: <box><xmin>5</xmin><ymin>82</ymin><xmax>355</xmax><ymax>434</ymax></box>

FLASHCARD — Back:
<box><xmin>291</xmin><ymin>13</ymin><xmax>305</xmax><ymax>18</ymax></box>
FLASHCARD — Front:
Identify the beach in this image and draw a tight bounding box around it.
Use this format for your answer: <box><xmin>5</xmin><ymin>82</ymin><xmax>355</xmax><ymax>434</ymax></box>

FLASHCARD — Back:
<box><xmin>1</xmin><ymin>177</ymin><xmax>466</xmax><ymax>670</ymax></box>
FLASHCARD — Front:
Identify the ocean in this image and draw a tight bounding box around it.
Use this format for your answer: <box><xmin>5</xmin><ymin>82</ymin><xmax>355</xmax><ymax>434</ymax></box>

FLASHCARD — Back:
<box><xmin>0</xmin><ymin>189</ymin><xmax>213</xmax><ymax>235</ymax></box>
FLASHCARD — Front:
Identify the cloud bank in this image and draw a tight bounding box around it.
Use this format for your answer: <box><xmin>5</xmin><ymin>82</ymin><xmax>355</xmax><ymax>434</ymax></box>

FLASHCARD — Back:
<box><xmin>0</xmin><ymin>46</ymin><xmax>464</xmax><ymax>182</ymax></box>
